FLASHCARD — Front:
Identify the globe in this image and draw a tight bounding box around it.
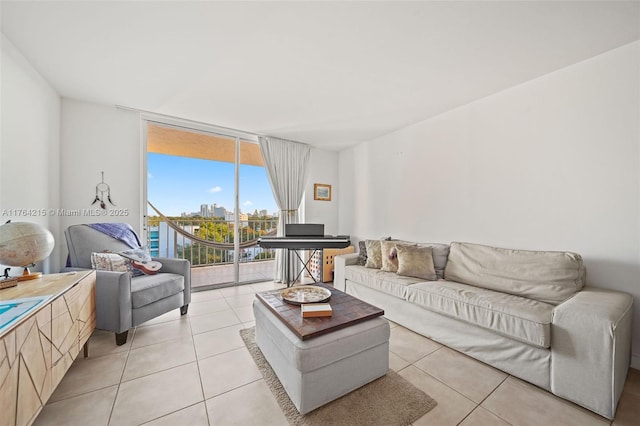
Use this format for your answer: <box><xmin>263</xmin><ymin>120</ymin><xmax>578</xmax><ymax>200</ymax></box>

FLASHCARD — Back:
<box><xmin>0</xmin><ymin>221</ymin><xmax>55</xmax><ymax>280</ymax></box>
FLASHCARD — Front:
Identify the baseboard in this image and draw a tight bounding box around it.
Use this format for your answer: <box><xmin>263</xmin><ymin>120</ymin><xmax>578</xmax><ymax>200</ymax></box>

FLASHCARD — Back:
<box><xmin>631</xmin><ymin>353</ymin><xmax>640</xmax><ymax>370</ymax></box>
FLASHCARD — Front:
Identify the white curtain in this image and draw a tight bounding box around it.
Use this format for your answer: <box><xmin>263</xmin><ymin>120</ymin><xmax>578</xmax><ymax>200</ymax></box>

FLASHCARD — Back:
<box><xmin>258</xmin><ymin>136</ymin><xmax>311</xmax><ymax>283</ymax></box>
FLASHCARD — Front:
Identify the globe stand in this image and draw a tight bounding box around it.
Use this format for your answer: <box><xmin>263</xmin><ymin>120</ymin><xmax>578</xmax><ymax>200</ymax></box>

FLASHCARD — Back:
<box><xmin>18</xmin><ymin>266</ymin><xmax>42</xmax><ymax>281</ymax></box>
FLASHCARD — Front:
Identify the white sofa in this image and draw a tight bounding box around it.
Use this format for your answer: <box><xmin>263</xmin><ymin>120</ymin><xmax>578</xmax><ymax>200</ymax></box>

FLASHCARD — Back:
<box><xmin>334</xmin><ymin>241</ymin><xmax>633</xmax><ymax>419</ymax></box>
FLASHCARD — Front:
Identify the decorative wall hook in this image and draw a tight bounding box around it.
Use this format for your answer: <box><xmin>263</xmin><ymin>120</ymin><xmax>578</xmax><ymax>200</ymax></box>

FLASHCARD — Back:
<box><xmin>91</xmin><ymin>171</ymin><xmax>115</xmax><ymax>209</ymax></box>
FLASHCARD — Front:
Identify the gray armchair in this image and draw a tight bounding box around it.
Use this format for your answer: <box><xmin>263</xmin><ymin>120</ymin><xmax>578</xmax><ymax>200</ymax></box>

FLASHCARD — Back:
<box><xmin>64</xmin><ymin>224</ymin><xmax>191</xmax><ymax>345</ymax></box>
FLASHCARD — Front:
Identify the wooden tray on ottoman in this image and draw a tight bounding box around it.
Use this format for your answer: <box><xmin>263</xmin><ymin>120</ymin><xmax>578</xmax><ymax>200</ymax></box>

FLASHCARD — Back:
<box><xmin>255</xmin><ymin>284</ymin><xmax>384</xmax><ymax>340</ymax></box>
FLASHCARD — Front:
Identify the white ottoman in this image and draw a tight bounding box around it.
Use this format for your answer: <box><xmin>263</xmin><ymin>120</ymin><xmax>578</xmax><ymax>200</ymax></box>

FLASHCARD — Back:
<box><xmin>253</xmin><ymin>299</ymin><xmax>390</xmax><ymax>414</ymax></box>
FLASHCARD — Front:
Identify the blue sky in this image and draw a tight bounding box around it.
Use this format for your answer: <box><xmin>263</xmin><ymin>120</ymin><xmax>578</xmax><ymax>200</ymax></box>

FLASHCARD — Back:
<box><xmin>147</xmin><ymin>153</ymin><xmax>278</xmax><ymax>217</ymax></box>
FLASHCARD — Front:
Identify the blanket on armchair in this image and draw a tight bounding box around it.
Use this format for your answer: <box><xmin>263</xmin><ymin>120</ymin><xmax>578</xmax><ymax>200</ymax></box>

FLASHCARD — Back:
<box><xmin>87</xmin><ymin>223</ymin><xmax>141</xmax><ymax>249</ymax></box>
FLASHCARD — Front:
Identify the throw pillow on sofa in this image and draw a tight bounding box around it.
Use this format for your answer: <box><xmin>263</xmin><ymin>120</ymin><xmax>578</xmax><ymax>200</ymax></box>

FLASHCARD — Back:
<box><xmin>357</xmin><ymin>241</ymin><xmax>367</xmax><ymax>266</ymax></box>
<box><xmin>364</xmin><ymin>240</ymin><xmax>383</xmax><ymax>269</ymax></box>
<box><xmin>380</xmin><ymin>240</ymin><xmax>399</xmax><ymax>272</ymax></box>
<box><xmin>364</xmin><ymin>237</ymin><xmax>393</xmax><ymax>269</ymax></box>
<box><xmin>381</xmin><ymin>240</ymin><xmax>416</xmax><ymax>272</ymax></box>
<box><xmin>416</xmin><ymin>243</ymin><xmax>450</xmax><ymax>279</ymax></box>
<box><xmin>396</xmin><ymin>245</ymin><xmax>437</xmax><ymax>281</ymax></box>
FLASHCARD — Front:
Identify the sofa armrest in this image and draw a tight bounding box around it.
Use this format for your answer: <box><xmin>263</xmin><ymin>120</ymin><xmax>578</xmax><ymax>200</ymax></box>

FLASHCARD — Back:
<box><xmin>154</xmin><ymin>257</ymin><xmax>191</xmax><ymax>305</ymax></box>
<box><xmin>333</xmin><ymin>253</ymin><xmax>359</xmax><ymax>292</ymax></box>
<box><xmin>551</xmin><ymin>287</ymin><xmax>633</xmax><ymax>419</ymax></box>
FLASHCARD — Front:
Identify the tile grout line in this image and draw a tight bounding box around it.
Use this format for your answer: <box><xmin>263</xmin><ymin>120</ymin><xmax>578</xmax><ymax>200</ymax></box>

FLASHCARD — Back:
<box><xmin>455</xmin><ymin>374</ymin><xmax>512</xmax><ymax>426</ymax></box>
<box><xmin>138</xmin><ymin>402</ymin><xmax>205</xmax><ymax>426</ymax></box>
<box><xmin>397</xmin><ymin>349</ymin><xmax>482</xmax><ymax>420</ymax></box>
<box><xmin>129</xmin><ymin>312</ymin><xmax>212</xmax><ymax>423</ymax></box>
<box><xmin>190</xmin><ymin>307</ymin><xmax>213</xmax><ymax>426</ymax></box>
<box><xmin>191</xmin><ymin>282</ymin><xmax>278</xmax><ymax>422</ymax></box>
<box><xmin>106</xmin><ymin>327</ymin><xmax>135</xmax><ymax>426</ymax></box>
<box><xmin>408</xmin><ymin>344</ymin><xmax>511</xmax><ymax>408</ymax></box>
<box><xmin>110</xmin><ymin>311</ymin><xmax>213</xmax><ymax>424</ymax></box>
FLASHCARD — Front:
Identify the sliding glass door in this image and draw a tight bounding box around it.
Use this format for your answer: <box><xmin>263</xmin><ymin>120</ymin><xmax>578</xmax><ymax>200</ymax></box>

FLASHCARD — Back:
<box><xmin>144</xmin><ymin>121</ymin><xmax>277</xmax><ymax>289</ymax></box>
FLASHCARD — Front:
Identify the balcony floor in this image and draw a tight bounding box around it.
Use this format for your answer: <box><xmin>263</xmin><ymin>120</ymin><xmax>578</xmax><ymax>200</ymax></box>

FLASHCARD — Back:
<box><xmin>191</xmin><ymin>260</ymin><xmax>276</xmax><ymax>288</ymax></box>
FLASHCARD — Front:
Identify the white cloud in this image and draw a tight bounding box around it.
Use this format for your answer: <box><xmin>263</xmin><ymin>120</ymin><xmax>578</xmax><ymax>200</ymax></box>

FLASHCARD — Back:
<box><xmin>208</xmin><ymin>186</ymin><xmax>222</xmax><ymax>193</ymax></box>
<box><xmin>147</xmin><ymin>172</ymin><xmax>153</xmax><ymax>179</ymax></box>
<box><xmin>243</xmin><ymin>200</ymin><xmax>253</xmax><ymax>207</ymax></box>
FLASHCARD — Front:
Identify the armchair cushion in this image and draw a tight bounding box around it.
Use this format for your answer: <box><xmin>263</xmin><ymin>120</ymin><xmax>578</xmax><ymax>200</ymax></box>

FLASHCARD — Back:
<box><xmin>131</xmin><ymin>273</ymin><xmax>185</xmax><ymax>309</ymax></box>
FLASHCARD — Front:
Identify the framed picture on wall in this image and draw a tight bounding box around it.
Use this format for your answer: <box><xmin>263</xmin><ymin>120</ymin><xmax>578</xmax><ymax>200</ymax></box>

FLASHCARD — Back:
<box><xmin>314</xmin><ymin>183</ymin><xmax>331</xmax><ymax>201</ymax></box>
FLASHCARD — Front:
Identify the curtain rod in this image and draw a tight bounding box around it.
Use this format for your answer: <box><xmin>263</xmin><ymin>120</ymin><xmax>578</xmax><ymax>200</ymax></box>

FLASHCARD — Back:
<box><xmin>115</xmin><ymin>104</ymin><xmax>264</xmax><ymax>139</ymax></box>
<box><xmin>115</xmin><ymin>104</ymin><xmax>309</xmax><ymax>146</ymax></box>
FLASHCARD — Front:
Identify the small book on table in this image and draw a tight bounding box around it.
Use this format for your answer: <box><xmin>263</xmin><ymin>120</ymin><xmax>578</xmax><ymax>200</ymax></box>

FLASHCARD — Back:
<box><xmin>301</xmin><ymin>303</ymin><xmax>332</xmax><ymax>318</ymax></box>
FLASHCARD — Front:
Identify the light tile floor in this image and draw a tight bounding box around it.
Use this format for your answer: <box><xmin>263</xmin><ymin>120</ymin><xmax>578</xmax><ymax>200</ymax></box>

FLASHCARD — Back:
<box><xmin>34</xmin><ymin>282</ymin><xmax>640</xmax><ymax>426</ymax></box>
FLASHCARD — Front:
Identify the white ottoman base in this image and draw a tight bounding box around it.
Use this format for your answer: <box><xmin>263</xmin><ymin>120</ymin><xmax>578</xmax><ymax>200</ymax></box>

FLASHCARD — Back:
<box><xmin>253</xmin><ymin>300</ymin><xmax>390</xmax><ymax>414</ymax></box>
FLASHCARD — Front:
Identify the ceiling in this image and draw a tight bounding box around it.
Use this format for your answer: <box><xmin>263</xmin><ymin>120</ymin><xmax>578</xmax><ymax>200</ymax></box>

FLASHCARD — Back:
<box><xmin>1</xmin><ymin>1</ymin><xmax>639</xmax><ymax>150</ymax></box>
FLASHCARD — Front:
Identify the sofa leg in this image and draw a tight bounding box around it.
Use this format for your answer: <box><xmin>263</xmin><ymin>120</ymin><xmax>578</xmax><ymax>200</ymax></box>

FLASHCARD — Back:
<box><xmin>115</xmin><ymin>331</ymin><xmax>128</xmax><ymax>346</ymax></box>
<box><xmin>180</xmin><ymin>304</ymin><xmax>189</xmax><ymax>315</ymax></box>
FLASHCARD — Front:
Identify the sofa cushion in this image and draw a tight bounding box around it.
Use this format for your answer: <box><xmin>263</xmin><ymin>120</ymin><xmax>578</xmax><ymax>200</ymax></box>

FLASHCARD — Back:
<box><xmin>131</xmin><ymin>273</ymin><xmax>185</xmax><ymax>309</ymax></box>
<box><xmin>345</xmin><ymin>265</ymin><xmax>423</xmax><ymax>299</ymax></box>
<box><xmin>396</xmin><ymin>245</ymin><xmax>437</xmax><ymax>281</ymax></box>
<box><xmin>406</xmin><ymin>281</ymin><xmax>554</xmax><ymax>348</ymax></box>
<box><xmin>415</xmin><ymin>243</ymin><xmax>450</xmax><ymax>279</ymax></box>
<box><xmin>444</xmin><ymin>242</ymin><xmax>585</xmax><ymax>305</ymax></box>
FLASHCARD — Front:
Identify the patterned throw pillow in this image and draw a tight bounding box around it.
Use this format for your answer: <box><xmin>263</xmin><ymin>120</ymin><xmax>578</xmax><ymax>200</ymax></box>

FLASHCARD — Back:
<box><xmin>357</xmin><ymin>241</ymin><xmax>367</xmax><ymax>266</ymax></box>
<box><xmin>91</xmin><ymin>252</ymin><xmax>135</xmax><ymax>276</ymax></box>
<box><xmin>396</xmin><ymin>245</ymin><xmax>437</xmax><ymax>281</ymax></box>
<box><xmin>364</xmin><ymin>240</ymin><xmax>383</xmax><ymax>269</ymax></box>
<box><xmin>381</xmin><ymin>240</ymin><xmax>417</xmax><ymax>272</ymax></box>
<box><xmin>380</xmin><ymin>240</ymin><xmax>400</xmax><ymax>272</ymax></box>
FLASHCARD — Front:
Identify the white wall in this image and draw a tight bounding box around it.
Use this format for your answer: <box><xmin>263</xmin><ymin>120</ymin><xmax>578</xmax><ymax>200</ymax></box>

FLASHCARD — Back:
<box><xmin>303</xmin><ymin>147</ymin><xmax>339</xmax><ymax>235</ymax></box>
<box><xmin>58</xmin><ymin>100</ymin><xmax>343</xmax><ymax>270</ymax></box>
<box><xmin>0</xmin><ymin>37</ymin><xmax>142</xmax><ymax>273</ymax></box>
<box><xmin>57</xmin><ymin>103</ymin><xmax>341</xmax><ymax>270</ymax></box>
<box><xmin>339</xmin><ymin>41</ymin><xmax>640</xmax><ymax>367</ymax></box>
<box><xmin>0</xmin><ymin>34</ymin><xmax>61</xmax><ymax>273</ymax></box>
<box><xmin>59</xmin><ymin>99</ymin><xmax>142</xmax><ymax>268</ymax></box>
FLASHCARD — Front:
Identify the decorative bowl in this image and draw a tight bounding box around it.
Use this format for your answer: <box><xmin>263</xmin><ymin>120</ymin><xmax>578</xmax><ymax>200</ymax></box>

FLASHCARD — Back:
<box><xmin>281</xmin><ymin>285</ymin><xmax>332</xmax><ymax>305</ymax></box>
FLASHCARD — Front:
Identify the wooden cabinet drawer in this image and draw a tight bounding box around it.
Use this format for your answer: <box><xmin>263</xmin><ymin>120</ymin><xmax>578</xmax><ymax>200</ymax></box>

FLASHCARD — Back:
<box><xmin>0</xmin><ymin>271</ymin><xmax>96</xmax><ymax>426</ymax></box>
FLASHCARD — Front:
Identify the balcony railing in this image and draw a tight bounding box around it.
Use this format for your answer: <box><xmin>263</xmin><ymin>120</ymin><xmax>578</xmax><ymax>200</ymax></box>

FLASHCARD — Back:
<box><xmin>147</xmin><ymin>216</ymin><xmax>278</xmax><ymax>267</ymax></box>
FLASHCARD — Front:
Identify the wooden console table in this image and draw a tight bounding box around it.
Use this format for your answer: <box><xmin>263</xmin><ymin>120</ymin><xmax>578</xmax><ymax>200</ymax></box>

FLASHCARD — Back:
<box><xmin>0</xmin><ymin>271</ymin><xmax>96</xmax><ymax>426</ymax></box>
